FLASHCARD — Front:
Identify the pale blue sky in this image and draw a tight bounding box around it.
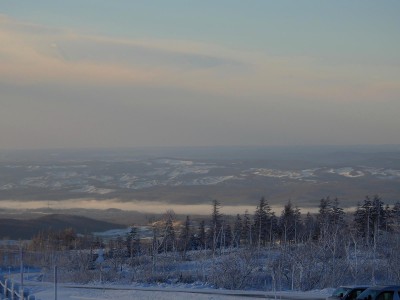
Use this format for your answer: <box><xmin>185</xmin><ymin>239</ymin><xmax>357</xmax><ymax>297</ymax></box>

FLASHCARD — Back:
<box><xmin>3</xmin><ymin>1</ymin><xmax>400</xmax><ymax>58</ymax></box>
<box><xmin>1</xmin><ymin>1</ymin><xmax>400</xmax><ymax>149</ymax></box>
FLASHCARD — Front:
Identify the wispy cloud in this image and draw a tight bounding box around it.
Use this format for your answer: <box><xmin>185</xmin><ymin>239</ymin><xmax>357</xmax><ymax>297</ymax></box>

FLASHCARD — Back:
<box><xmin>0</xmin><ymin>15</ymin><xmax>249</xmax><ymax>90</ymax></box>
<box><xmin>1</xmin><ymin>9</ymin><xmax>400</xmax><ymax>150</ymax></box>
<box><xmin>1</xmin><ymin>15</ymin><xmax>399</xmax><ymax>101</ymax></box>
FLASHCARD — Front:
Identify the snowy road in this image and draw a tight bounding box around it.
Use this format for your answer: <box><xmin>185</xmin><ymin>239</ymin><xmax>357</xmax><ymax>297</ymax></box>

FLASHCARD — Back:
<box><xmin>29</xmin><ymin>283</ymin><xmax>328</xmax><ymax>300</ymax></box>
<box><xmin>5</xmin><ymin>272</ymin><xmax>329</xmax><ymax>300</ymax></box>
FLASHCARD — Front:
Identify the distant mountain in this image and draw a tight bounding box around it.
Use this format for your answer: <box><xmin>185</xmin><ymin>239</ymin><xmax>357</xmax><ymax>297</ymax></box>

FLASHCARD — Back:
<box><xmin>0</xmin><ymin>214</ymin><xmax>125</xmax><ymax>240</ymax></box>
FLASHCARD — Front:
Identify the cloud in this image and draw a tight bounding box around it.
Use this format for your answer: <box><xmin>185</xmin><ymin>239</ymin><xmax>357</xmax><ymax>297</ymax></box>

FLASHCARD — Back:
<box><xmin>2</xmin><ymin>14</ymin><xmax>397</xmax><ymax>101</ymax></box>
<box><xmin>1</xmin><ymin>15</ymin><xmax>400</xmax><ymax>149</ymax></box>
<box><xmin>1</xmin><ymin>14</ymin><xmax>399</xmax><ymax>105</ymax></box>
<box><xmin>51</xmin><ymin>36</ymin><xmax>243</xmax><ymax>69</ymax></box>
<box><xmin>0</xmin><ymin>15</ymin><xmax>249</xmax><ymax>91</ymax></box>
<box><xmin>0</xmin><ymin>19</ymin><xmax>157</xmax><ymax>85</ymax></box>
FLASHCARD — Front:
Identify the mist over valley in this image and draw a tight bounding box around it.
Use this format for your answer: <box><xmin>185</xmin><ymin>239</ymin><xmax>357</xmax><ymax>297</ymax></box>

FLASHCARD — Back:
<box><xmin>1</xmin><ymin>146</ymin><xmax>399</xmax><ymax>216</ymax></box>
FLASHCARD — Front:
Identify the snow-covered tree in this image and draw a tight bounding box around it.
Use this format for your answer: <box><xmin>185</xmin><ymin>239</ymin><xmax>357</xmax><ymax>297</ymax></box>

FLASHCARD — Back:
<box><xmin>207</xmin><ymin>199</ymin><xmax>223</xmax><ymax>255</ymax></box>
<box><xmin>253</xmin><ymin>197</ymin><xmax>273</xmax><ymax>248</ymax></box>
<box><xmin>279</xmin><ymin>200</ymin><xmax>302</xmax><ymax>245</ymax></box>
<box><xmin>233</xmin><ymin>214</ymin><xmax>242</xmax><ymax>247</ymax></box>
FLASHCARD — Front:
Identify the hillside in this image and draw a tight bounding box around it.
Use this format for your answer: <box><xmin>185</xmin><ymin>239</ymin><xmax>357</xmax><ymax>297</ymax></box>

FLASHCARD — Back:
<box><xmin>0</xmin><ymin>214</ymin><xmax>125</xmax><ymax>240</ymax></box>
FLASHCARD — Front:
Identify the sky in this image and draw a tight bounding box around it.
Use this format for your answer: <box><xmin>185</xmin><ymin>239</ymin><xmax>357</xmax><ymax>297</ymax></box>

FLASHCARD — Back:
<box><xmin>1</xmin><ymin>1</ymin><xmax>400</xmax><ymax>150</ymax></box>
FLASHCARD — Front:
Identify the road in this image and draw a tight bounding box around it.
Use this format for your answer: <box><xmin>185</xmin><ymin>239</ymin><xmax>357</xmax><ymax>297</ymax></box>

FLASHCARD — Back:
<box><xmin>34</xmin><ymin>283</ymin><xmax>328</xmax><ymax>300</ymax></box>
<box><xmin>5</xmin><ymin>273</ymin><xmax>328</xmax><ymax>300</ymax></box>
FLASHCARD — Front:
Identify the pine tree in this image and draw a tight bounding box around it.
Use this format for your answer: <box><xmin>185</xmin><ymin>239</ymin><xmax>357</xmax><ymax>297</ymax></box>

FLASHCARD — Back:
<box><xmin>370</xmin><ymin>195</ymin><xmax>388</xmax><ymax>236</ymax></box>
<box><xmin>354</xmin><ymin>201</ymin><xmax>365</xmax><ymax>237</ymax></box>
<box><xmin>223</xmin><ymin>224</ymin><xmax>233</xmax><ymax>249</ymax></box>
<box><xmin>208</xmin><ymin>199</ymin><xmax>223</xmax><ymax>254</ymax></box>
<box><xmin>383</xmin><ymin>204</ymin><xmax>392</xmax><ymax>232</ymax></box>
<box><xmin>303</xmin><ymin>212</ymin><xmax>317</xmax><ymax>241</ymax></box>
<box><xmin>253</xmin><ymin>197</ymin><xmax>272</xmax><ymax>248</ymax></box>
<box><xmin>233</xmin><ymin>214</ymin><xmax>242</xmax><ymax>247</ymax></box>
<box><xmin>241</xmin><ymin>210</ymin><xmax>252</xmax><ymax>246</ymax></box>
<box><xmin>178</xmin><ymin>215</ymin><xmax>192</xmax><ymax>258</ymax></box>
<box><xmin>158</xmin><ymin>210</ymin><xmax>176</xmax><ymax>253</ymax></box>
<box><xmin>279</xmin><ymin>200</ymin><xmax>302</xmax><ymax>244</ymax></box>
<box><xmin>197</xmin><ymin>220</ymin><xmax>206</xmax><ymax>250</ymax></box>
<box><xmin>316</xmin><ymin>197</ymin><xmax>332</xmax><ymax>240</ymax></box>
<box><xmin>392</xmin><ymin>201</ymin><xmax>400</xmax><ymax>231</ymax></box>
<box><xmin>353</xmin><ymin>195</ymin><xmax>388</xmax><ymax>245</ymax></box>
<box><xmin>126</xmin><ymin>225</ymin><xmax>141</xmax><ymax>258</ymax></box>
<box><xmin>269</xmin><ymin>212</ymin><xmax>279</xmax><ymax>245</ymax></box>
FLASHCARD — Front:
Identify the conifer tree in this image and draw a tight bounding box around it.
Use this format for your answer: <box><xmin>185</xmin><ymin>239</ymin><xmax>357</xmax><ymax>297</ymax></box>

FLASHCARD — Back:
<box><xmin>303</xmin><ymin>212</ymin><xmax>317</xmax><ymax>241</ymax></box>
<box><xmin>392</xmin><ymin>201</ymin><xmax>400</xmax><ymax>230</ymax></box>
<box><xmin>279</xmin><ymin>200</ymin><xmax>302</xmax><ymax>244</ymax></box>
<box><xmin>126</xmin><ymin>225</ymin><xmax>141</xmax><ymax>258</ymax></box>
<box><xmin>208</xmin><ymin>199</ymin><xmax>223</xmax><ymax>254</ymax></box>
<box><xmin>223</xmin><ymin>224</ymin><xmax>233</xmax><ymax>248</ymax></box>
<box><xmin>241</xmin><ymin>210</ymin><xmax>252</xmax><ymax>246</ymax></box>
<box><xmin>331</xmin><ymin>197</ymin><xmax>345</xmax><ymax>227</ymax></box>
<box><xmin>354</xmin><ymin>195</ymin><xmax>388</xmax><ymax>245</ymax></box>
<box><xmin>316</xmin><ymin>197</ymin><xmax>332</xmax><ymax>240</ymax></box>
<box><xmin>233</xmin><ymin>214</ymin><xmax>242</xmax><ymax>247</ymax></box>
<box><xmin>197</xmin><ymin>219</ymin><xmax>206</xmax><ymax>250</ymax></box>
<box><xmin>160</xmin><ymin>210</ymin><xmax>176</xmax><ymax>253</ymax></box>
<box><xmin>178</xmin><ymin>215</ymin><xmax>192</xmax><ymax>258</ymax></box>
<box><xmin>253</xmin><ymin>197</ymin><xmax>272</xmax><ymax>248</ymax></box>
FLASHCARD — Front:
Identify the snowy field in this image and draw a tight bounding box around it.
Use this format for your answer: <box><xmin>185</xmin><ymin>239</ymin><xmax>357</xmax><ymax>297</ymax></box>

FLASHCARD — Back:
<box><xmin>32</xmin><ymin>285</ymin><xmax>330</xmax><ymax>300</ymax></box>
<box><xmin>21</xmin><ymin>280</ymin><xmax>331</xmax><ymax>300</ymax></box>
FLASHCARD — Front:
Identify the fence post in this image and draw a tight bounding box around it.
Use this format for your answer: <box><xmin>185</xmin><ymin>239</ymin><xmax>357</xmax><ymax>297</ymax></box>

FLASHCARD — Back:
<box><xmin>4</xmin><ymin>278</ymin><xmax>8</xmax><ymax>296</ymax></box>
<box><xmin>20</xmin><ymin>244</ymin><xmax>24</xmax><ymax>300</ymax></box>
<box><xmin>11</xmin><ymin>281</ymin><xmax>15</xmax><ymax>300</ymax></box>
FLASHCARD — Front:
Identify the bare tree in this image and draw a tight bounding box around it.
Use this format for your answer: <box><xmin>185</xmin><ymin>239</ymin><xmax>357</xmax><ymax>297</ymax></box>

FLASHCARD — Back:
<box><xmin>210</xmin><ymin>250</ymin><xmax>257</xmax><ymax>289</ymax></box>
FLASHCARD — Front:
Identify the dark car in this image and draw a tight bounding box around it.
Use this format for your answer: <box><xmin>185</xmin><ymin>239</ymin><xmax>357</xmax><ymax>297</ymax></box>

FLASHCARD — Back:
<box><xmin>327</xmin><ymin>286</ymin><xmax>369</xmax><ymax>300</ymax></box>
<box><xmin>356</xmin><ymin>286</ymin><xmax>400</xmax><ymax>300</ymax></box>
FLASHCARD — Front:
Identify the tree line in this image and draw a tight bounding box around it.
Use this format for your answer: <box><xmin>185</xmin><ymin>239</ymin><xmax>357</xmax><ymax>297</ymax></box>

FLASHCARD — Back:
<box><xmin>20</xmin><ymin>194</ymin><xmax>400</xmax><ymax>290</ymax></box>
<box><xmin>144</xmin><ymin>195</ymin><xmax>399</xmax><ymax>255</ymax></box>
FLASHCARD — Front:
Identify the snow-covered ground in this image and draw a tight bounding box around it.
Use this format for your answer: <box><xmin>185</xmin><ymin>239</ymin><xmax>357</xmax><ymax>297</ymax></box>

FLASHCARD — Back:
<box><xmin>27</xmin><ymin>282</ymin><xmax>331</xmax><ymax>300</ymax></box>
<box><xmin>6</xmin><ymin>273</ymin><xmax>331</xmax><ymax>300</ymax></box>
